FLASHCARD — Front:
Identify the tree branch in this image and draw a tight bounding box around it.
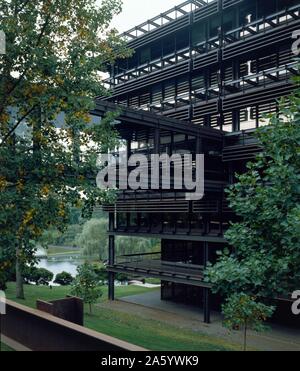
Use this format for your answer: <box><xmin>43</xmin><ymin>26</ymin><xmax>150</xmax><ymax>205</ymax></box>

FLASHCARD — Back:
<box><xmin>0</xmin><ymin>104</ymin><xmax>38</xmax><ymax>146</ymax></box>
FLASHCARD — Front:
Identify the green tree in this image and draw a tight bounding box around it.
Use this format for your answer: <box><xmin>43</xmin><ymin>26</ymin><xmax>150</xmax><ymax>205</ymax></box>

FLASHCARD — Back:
<box><xmin>24</xmin><ymin>267</ymin><xmax>53</xmax><ymax>286</ymax></box>
<box><xmin>0</xmin><ymin>0</ymin><xmax>130</xmax><ymax>298</ymax></box>
<box><xmin>76</xmin><ymin>218</ymin><xmax>108</xmax><ymax>260</ymax></box>
<box><xmin>71</xmin><ymin>262</ymin><xmax>102</xmax><ymax>313</ymax></box>
<box><xmin>116</xmin><ymin>237</ymin><xmax>160</xmax><ymax>257</ymax></box>
<box><xmin>206</xmin><ymin>83</ymin><xmax>300</xmax><ymax>320</ymax></box>
<box><xmin>54</xmin><ymin>271</ymin><xmax>74</xmax><ymax>286</ymax></box>
<box><xmin>222</xmin><ymin>294</ymin><xmax>274</xmax><ymax>351</ymax></box>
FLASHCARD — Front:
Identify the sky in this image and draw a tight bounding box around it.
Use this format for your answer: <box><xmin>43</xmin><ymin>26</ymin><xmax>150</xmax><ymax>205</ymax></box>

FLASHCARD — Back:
<box><xmin>111</xmin><ymin>0</ymin><xmax>185</xmax><ymax>33</ymax></box>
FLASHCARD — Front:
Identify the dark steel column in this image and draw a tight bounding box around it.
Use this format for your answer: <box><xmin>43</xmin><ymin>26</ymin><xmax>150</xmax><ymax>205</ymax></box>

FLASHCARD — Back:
<box><xmin>108</xmin><ymin>236</ymin><xmax>115</xmax><ymax>301</ymax></box>
<box><xmin>154</xmin><ymin>127</ymin><xmax>160</xmax><ymax>154</ymax></box>
<box><xmin>203</xmin><ymin>287</ymin><xmax>211</xmax><ymax>324</ymax></box>
<box><xmin>203</xmin><ymin>241</ymin><xmax>211</xmax><ymax>324</ymax></box>
<box><xmin>108</xmin><ymin>213</ymin><xmax>115</xmax><ymax>301</ymax></box>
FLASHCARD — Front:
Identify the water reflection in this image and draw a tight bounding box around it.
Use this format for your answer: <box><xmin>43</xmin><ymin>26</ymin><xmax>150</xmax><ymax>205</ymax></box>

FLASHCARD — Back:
<box><xmin>37</xmin><ymin>259</ymin><xmax>82</xmax><ymax>285</ymax></box>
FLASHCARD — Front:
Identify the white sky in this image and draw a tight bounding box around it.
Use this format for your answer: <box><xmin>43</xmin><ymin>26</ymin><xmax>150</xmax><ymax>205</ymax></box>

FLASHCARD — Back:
<box><xmin>111</xmin><ymin>0</ymin><xmax>185</xmax><ymax>33</ymax></box>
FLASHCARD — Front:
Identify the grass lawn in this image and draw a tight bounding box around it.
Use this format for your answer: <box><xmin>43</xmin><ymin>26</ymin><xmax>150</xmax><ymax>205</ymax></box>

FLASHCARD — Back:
<box><xmin>46</xmin><ymin>246</ymin><xmax>81</xmax><ymax>257</ymax></box>
<box><xmin>5</xmin><ymin>283</ymin><xmax>239</xmax><ymax>351</ymax></box>
<box><xmin>5</xmin><ymin>282</ymin><xmax>158</xmax><ymax>308</ymax></box>
<box><xmin>0</xmin><ymin>342</ymin><xmax>14</xmax><ymax>352</ymax></box>
<box><xmin>1</xmin><ymin>343</ymin><xmax>13</xmax><ymax>352</ymax></box>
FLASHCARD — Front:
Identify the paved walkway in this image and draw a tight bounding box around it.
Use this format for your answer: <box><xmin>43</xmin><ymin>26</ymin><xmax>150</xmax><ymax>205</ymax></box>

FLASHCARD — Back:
<box><xmin>100</xmin><ymin>290</ymin><xmax>300</xmax><ymax>351</ymax></box>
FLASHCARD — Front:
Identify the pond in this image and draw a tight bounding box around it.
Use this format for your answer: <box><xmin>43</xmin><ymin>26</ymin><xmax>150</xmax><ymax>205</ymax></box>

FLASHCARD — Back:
<box><xmin>35</xmin><ymin>248</ymin><xmax>128</xmax><ymax>287</ymax></box>
<box><xmin>37</xmin><ymin>258</ymin><xmax>82</xmax><ymax>284</ymax></box>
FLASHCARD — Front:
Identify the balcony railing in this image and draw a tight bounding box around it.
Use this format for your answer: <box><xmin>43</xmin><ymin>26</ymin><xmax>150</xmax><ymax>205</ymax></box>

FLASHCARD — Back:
<box><xmin>106</xmin><ymin>4</ymin><xmax>300</xmax><ymax>89</ymax></box>
<box><xmin>224</xmin><ymin>4</ymin><xmax>300</xmax><ymax>46</ymax></box>
<box><xmin>223</xmin><ymin>63</ymin><xmax>298</xmax><ymax>97</ymax></box>
<box><xmin>120</xmin><ymin>0</ymin><xmax>210</xmax><ymax>42</ymax></box>
<box><xmin>110</xmin><ymin>254</ymin><xmax>209</xmax><ymax>287</ymax></box>
<box><xmin>116</xmin><ymin>252</ymin><xmax>161</xmax><ymax>265</ymax></box>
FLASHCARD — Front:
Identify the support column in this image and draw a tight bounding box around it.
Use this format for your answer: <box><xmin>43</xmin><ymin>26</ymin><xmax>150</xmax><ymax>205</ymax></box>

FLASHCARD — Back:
<box><xmin>108</xmin><ymin>213</ymin><xmax>115</xmax><ymax>301</ymax></box>
<box><xmin>203</xmin><ymin>241</ymin><xmax>211</xmax><ymax>324</ymax></box>
<box><xmin>108</xmin><ymin>235</ymin><xmax>115</xmax><ymax>301</ymax></box>
<box><xmin>154</xmin><ymin>127</ymin><xmax>160</xmax><ymax>154</ymax></box>
<box><xmin>203</xmin><ymin>287</ymin><xmax>211</xmax><ymax>324</ymax></box>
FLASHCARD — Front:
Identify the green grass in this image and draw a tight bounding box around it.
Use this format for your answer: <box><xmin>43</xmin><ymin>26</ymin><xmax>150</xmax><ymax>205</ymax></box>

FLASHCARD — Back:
<box><xmin>46</xmin><ymin>246</ymin><xmax>81</xmax><ymax>257</ymax></box>
<box><xmin>5</xmin><ymin>282</ymin><xmax>158</xmax><ymax>308</ymax></box>
<box><xmin>0</xmin><ymin>342</ymin><xmax>14</xmax><ymax>352</ymax></box>
<box><xmin>84</xmin><ymin>308</ymin><xmax>237</xmax><ymax>351</ymax></box>
<box><xmin>5</xmin><ymin>283</ymin><xmax>239</xmax><ymax>351</ymax></box>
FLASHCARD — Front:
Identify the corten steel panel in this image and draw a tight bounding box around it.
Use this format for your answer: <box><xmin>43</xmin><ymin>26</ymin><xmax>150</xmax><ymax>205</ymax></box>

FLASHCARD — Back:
<box><xmin>36</xmin><ymin>297</ymin><xmax>84</xmax><ymax>326</ymax></box>
<box><xmin>1</xmin><ymin>300</ymin><xmax>147</xmax><ymax>351</ymax></box>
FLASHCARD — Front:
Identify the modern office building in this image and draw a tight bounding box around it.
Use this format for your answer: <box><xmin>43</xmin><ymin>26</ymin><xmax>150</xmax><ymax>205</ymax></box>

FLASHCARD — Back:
<box><xmin>93</xmin><ymin>0</ymin><xmax>300</xmax><ymax>323</ymax></box>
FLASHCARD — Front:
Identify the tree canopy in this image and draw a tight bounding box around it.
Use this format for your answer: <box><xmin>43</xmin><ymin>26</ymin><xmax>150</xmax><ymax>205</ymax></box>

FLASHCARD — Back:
<box><xmin>206</xmin><ymin>83</ymin><xmax>300</xmax><ymax>305</ymax></box>
<box><xmin>0</xmin><ymin>0</ymin><xmax>130</xmax><ymax>297</ymax></box>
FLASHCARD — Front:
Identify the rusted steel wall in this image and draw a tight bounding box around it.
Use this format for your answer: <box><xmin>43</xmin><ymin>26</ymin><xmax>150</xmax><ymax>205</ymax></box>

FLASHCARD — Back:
<box><xmin>1</xmin><ymin>299</ymin><xmax>147</xmax><ymax>351</ymax></box>
<box><xmin>36</xmin><ymin>296</ymin><xmax>84</xmax><ymax>326</ymax></box>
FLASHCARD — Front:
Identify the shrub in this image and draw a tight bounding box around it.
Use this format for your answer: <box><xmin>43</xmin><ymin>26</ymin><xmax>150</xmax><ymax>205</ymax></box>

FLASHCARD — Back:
<box><xmin>24</xmin><ymin>267</ymin><xmax>53</xmax><ymax>286</ymax></box>
<box><xmin>54</xmin><ymin>271</ymin><xmax>74</xmax><ymax>286</ymax></box>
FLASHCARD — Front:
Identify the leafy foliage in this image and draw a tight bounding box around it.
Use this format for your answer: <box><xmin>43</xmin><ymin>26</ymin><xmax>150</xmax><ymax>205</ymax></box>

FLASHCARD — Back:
<box><xmin>24</xmin><ymin>266</ymin><xmax>53</xmax><ymax>286</ymax></box>
<box><xmin>115</xmin><ymin>236</ymin><xmax>160</xmax><ymax>257</ymax></box>
<box><xmin>222</xmin><ymin>293</ymin><xmax>274</xmax><ymax>351</ymax></box>
<box><xmin>76</xmin><ymin>218</ymin><xmax>108</xmax><ymax>259</ymax></box>
<box><xmin>0</xmin><ymin>0</ymin><xmax>131</xmax><ymax>297</ymax></box>
<box><xmin>71</xmin><ymin>262</ymin><xmax>103</xmax><ymax>313</ymax></box>
<box><xmin>75</xmin><ymin>218</ymin><xmax>160</xmax><ymax>260</ymax></box>
<box><xmin>54</xmin><ymin>271</ymin><xmax>74</xmax><ymax>286</ymax></box>
<box><xmin>92</xmin><ymin>262</ymin><xmax>129</xmax><ymax>283</ymax></box>
<box><xmin>206</xmin><ymin>85</ymin><xmax>300</xmax><ymax>301</ymax></box>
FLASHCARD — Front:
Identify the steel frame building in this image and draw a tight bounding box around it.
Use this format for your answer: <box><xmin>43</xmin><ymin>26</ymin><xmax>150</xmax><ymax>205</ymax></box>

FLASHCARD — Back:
<box><xmin>94</xmin><ymin>0</ymin><xmax>300</xmax><ymax>323</ymax></box>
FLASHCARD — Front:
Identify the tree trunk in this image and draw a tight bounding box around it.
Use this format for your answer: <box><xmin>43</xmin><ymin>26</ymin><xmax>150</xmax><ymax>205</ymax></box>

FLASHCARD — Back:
<box><xmin>16</xmin><ymin>244</ymin><xmax>24</xmax><ymax>300</ymax></box>
<box><xmin>243</xmin><ymin>323</ymin><xmax>247</xmax><ymax>352</ymax></box>
<box><xmin>89</xmin><ymin>303</ymin><xmax>92</xmax><ymax>314</ymax></box>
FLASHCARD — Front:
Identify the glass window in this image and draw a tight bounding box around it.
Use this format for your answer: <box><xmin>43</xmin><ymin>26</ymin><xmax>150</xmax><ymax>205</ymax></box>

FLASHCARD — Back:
<box><xmin>128</xmin><ymin>52</ymin><xmax>138</xmax><ymax>69</ymax></box>
<box><xmin>151</xmin><ymin>41</ymin><xmax>162</xmax><ymax>60</ymax></box>
<box><xmin>209</xmin><ymin>16</ymin><xmax>221</xmax><ymax>38</ymax></box>
<box><xmin>161</xmin><ymin>135</ymin><xmax>172</xmax><ymax>145</ymax></box>
<box><xmin>162</xmin><ymin>36</ymin><xmax>175</xmax><ymax>56</ymax></box>
<box><xmin>278</xmin><ymin>0</ymin><xmax>299</xmax><ymax>10</ymax></box>
<box><xmin>258</xmin><ymin>0</ymin><xmax>277</xmax><ymax>18</ymax></box>
<box><xmin>117</xmin><ymin>213</ymin><xmax>127</xmax><ymax>228</ymax></box>
<box><xmin>239</xmin><ymin>2</ymin><xmax>257</xmax><ymax>25</ymax></box>
<box><xmin>176</xmin><ymin>28</ymin><xmax>190</xmax><ymax>50</ymax></box>
<box><xmin>223</xmin><ymin>9</ymin><xmax>236</xmax><ymax>33</ymax></box>
<box><xmin>192</xmin><ymin>22</ymin><xmax>206</xmax><ymax>45</ymax></box>
<box><xmin>140</xmin><ymin>47</ymin><xmax>151</xmax><ymax>64</ymax></box>
<box><xmin>174</xmin><ymin>134</ymin><xmax>186</xmax><ymax>143</ymax></box>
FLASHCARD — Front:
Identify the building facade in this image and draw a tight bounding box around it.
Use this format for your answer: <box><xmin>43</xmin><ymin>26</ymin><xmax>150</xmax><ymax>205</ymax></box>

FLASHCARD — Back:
<box><xmin>93</xmin><ymin>0</ymin><xmax>300</xmax><ymax>323</ymax></box>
